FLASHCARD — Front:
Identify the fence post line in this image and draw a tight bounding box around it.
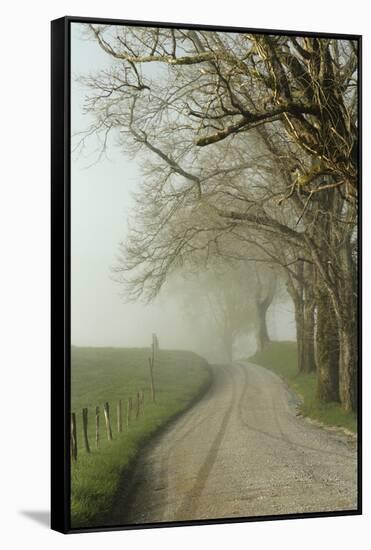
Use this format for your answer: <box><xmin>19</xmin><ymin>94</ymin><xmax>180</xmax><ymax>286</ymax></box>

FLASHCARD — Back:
<box><xmin>104</xmin><ymin>402</ymin><xmax>113</xmax><ymax>441</ymax></box>
<box><xmin>117</xmin><ymin>399</ymin><xmax>122</xmax><ymax>433</ymax></box>
<box><xmin>95</xmin><ymin>406</ymin><xmax>100</xmax><ymax>448</ymax></box>
<box><xmin>71</xmin><ymin>412</ymin><xmax>77</xmax><ymax>461</ymax></box>
<box><xmin>82</xmin><ymin>408</ymin><xmax>90</xmax><ymax>453</ymax></box>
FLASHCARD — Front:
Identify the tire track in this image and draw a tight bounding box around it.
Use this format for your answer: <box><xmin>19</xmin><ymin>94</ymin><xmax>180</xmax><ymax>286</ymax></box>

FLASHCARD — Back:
<box><xmin>121</xmin><ymin>365</ymin><xmax>232</xmax><ymax>524</ymax></box>
<box><xmin>174</xmin><ymin>365</ymin><xmax>237</xmax><ymax>520</ymax></box>
<box><xmin>106</xmin><ymin>360</ymin><xmax>357</xmax><ymax>525</ymax></box>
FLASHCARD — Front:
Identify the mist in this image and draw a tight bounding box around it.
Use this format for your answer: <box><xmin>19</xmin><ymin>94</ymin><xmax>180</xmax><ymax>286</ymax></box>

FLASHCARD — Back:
<box><xmin>71</xmin><ymin>24</ymin><xmax>296</xmax><ymax>359</ymax></box>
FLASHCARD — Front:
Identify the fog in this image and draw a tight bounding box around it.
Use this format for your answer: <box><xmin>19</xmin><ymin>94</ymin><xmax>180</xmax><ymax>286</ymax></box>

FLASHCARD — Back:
<box><xmin>71</xmin><ymin>24</ymin><xmax>296</xmax><ymax>359</ymax></box>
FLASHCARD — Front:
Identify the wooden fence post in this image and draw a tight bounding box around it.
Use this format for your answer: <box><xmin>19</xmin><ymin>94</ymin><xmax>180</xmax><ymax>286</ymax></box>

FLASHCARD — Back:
<box><xmin>126</xmin><ymin>397</ymin><xmax>132</xmax><ymax>428</ymax></box>
<box><xmin>148</xmin><ymin>357</ymin><xmax>156</xmax><ymax>403</ymax></box>
<box><xmin>152</xmin><ymin>333</ymin><xmax>159</xmax><ymax>353</ymax></box>
<box><xmin>82</xmin><ymin>408</ymin><xmax>90</xmax><ymax>453</ymax></box>
<box><xmin>117</xmin><ymin>399</ymin><xmax>122</xmax><ymax>433</ymax></box>
<box><xmin>71</xmin><ymin>412</ymin><xmax>77</xmax><ymax>461</ymax></box>
<box><xmin>135</xmin><ymin>391</ymin><xmax>140</xmax><ymax>419</ymax></box>
<box><xmin>140</xmin><ymin>389</ymin><xmax>144</xmax><ymax>415</ymax></box>
<box><xmin>104</xmin><ymin>402</ymin><xmax>113</xmax><ymax>441</ymax></box>
<box><xmin>95</xmin><ymin>406</ymin><xmax>100</xmax><ymax>448</ymax></box>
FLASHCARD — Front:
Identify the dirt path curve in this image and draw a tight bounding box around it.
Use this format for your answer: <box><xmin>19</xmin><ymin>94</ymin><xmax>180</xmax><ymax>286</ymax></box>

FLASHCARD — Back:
<box><xmin>108</xmin><ymin>362</ymin><xmax>358</xmax><ymax>525</ymax></box>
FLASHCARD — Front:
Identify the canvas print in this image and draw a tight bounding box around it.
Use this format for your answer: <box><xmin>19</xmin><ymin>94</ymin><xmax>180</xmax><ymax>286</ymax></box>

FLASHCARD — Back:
<box><xmin>67</xmin><ymin>21</ymin><xmax>360</xmax><ymax>530</ymax></box>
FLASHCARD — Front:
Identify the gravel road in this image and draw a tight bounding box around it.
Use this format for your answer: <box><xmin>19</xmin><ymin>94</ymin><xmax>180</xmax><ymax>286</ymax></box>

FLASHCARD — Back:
<box><xmin>108</xmin><ymin>361</ymin><xmax>358</xmax><ymax>525</ymax></box>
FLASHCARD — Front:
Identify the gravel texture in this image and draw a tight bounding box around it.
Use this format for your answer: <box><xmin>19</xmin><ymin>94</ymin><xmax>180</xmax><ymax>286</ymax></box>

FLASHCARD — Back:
<box><xmin>108</xmin><ymin>362</ymin><xmax>358</xmax><ymax>525</ymax></box>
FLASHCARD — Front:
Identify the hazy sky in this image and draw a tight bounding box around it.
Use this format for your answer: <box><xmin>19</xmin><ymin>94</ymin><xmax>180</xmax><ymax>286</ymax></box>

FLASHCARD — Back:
<box><xmin>70</xmin><ymin>23</ymin><xmax>295</xmax><ymax>354</ymax></box>
<box><xmin>71</xmin><ymin>23</ymin><xmax>202</xmax><ymax>350</ymax></box>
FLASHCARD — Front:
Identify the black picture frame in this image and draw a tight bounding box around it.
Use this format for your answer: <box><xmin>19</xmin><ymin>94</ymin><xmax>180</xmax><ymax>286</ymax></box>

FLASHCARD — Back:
<box><xmin>51</xmin><ymin>16</ymin><xmax>362</xmax><ymax>534</ymax></box>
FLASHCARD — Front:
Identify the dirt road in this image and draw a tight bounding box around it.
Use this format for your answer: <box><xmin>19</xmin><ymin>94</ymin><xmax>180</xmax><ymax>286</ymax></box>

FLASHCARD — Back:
<box><xmin>108</xmin><ymin>362</ymin><xmax>358</xmax><ymax>525</ymax></box>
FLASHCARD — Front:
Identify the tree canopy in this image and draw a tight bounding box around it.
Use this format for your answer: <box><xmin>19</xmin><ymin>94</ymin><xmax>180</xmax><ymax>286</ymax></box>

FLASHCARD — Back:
<box><xmin>76</xmin><ymin>25</ymin><xmax>359</xmax><ymax>411</ymax></box>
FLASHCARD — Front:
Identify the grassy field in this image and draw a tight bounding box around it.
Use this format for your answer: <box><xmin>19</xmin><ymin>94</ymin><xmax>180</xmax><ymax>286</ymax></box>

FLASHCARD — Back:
<box><xmin>249</xmin><ymin>341</ymin><xmax>357</xmax><ymax>434</ymax></box>
<box><xmin>71</xmin><ymin>346</ymin><xmax>211</xmax><ymax>528</ymax></box>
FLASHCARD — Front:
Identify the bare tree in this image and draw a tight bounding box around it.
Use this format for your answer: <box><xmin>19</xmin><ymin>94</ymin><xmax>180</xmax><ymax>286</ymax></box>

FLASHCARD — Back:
<box><xmin>76</xmin><ymin>26</ymin><xmax>358</xmax><ymax>411</ymax></box>
<box><xmin>178</xmin><ymin>259</ymin><xmax>276</xmax><ymax>361</ymax></box>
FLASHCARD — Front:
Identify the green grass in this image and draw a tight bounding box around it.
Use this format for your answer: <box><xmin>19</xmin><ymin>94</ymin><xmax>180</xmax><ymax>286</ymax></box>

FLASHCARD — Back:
<box><xmin>71</xmin><ymin>346</ymin><xmax>211</xmax><ymax>528</ymax></box>
<box><xmin>249</xmin><ymin>341</ymin><xmax>357</xmax><ymax>434</ymax></box>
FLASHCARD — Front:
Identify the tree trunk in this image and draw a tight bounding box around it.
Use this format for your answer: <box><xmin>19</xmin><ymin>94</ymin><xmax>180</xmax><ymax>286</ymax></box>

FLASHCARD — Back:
<box><xmin>315</xmin><ymin>284</ymin><xmax>339</xmax><ymax>402</ymax></box>
<box><xmin>301</xmin><ymin>272</ymin><xmax>316</xmax><ymax>374</ymax></box>
<box><xmin>301</xmin><ymin>184</ymin><xmax>357</xmax><ymax>410</ymax></box>
<box><xmin>302</xmin><ymin>300</ymin><xmax>316</xmax><ymax>373</ymax></box>
<box><xmin>338</xmin><ymin>323</ymin><xmax>357</xmax><ymax>412</ymax></box>
<box><xmin>285</xmin><ymin>263</ymin><xmax>310</xmax><ymax>373</ymax></box>
<box><xmin>291</xmin><ymin>290</ymin><xmax>316</xmax><ymax>374</ymax></box>
<box><xmin>254</xmin><ymin>270</ymin><xmax>275</xmax><ymax>353</ymax></box>
<box><xmin>293</xmin><ymin>296</ymin><xmax>305</xmax><ymax>371</ymax></box>
<box><xmin>255</xmin><ymin>301</ymin><xmax>271</xmax><ymax>353</ymax></box>
<box><xmin>315</xmin><ymin>236</ymin><xmax>358</xmax><ymax>412</ymax></box>
<box><xmin>335</xmin><ymin>239</ymin><xmax>358</xmax><ymax>411</ymax></box>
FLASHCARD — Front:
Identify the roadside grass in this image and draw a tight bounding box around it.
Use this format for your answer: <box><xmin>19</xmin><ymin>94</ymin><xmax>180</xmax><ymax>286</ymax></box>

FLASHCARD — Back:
<box><xmin>248</xmin><ymin>341</ymin><xmax>357</xmax><ymax>434</ymax></box>
<box><xmin>71</xmin><ymin>346</ymin><xmax>211</xmax><ymax>528</ymax></box>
